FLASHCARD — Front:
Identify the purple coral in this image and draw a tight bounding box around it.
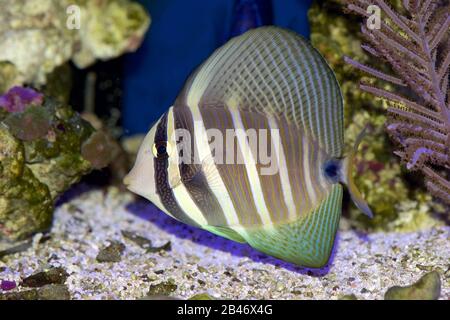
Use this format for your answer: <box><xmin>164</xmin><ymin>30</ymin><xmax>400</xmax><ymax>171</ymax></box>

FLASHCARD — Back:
<box><xmin>343</xmin><ymin>0</ymin><xmax>450</xmax><ymax>205</ymax></box>
<box><xmin>0</xmin><ymin>87</ymin><xmax>52</xmax><ymax>141</ymax></box>
<box><xmin>0</xmin><ymin>86</ymin><xmax>44</xmax><ymax>113</ymax></box>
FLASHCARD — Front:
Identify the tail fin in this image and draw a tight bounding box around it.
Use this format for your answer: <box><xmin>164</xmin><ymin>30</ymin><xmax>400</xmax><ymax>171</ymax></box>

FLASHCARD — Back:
<box><xmin>341</xmin><ymin>127</ymin><xmax>373</xmax><ymax>218</ymax></box>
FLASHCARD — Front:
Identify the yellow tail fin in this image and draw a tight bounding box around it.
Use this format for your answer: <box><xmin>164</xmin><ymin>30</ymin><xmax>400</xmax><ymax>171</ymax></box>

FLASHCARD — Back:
<box><xmin>342</xmin><ymin>127</ymin><xmax>373</xmax><ymax>218</ymax></box>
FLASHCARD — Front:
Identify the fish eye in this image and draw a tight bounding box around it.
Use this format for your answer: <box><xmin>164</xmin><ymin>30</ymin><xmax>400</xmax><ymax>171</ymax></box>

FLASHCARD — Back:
<box><xmin>152</xmin><ymin>141</ymin><xmax>171</xmax><ymax>159</ymax></box>
<box><xmin>324</xmin><ymin>160</ymin><xmax>340</xmax><ymax>182</ymax></box>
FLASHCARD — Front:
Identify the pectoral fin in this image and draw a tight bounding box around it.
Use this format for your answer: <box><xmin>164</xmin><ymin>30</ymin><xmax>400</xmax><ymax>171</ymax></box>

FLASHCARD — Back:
<box><xmin>342</xmin><ymin>127</ymin><xmax>373</xmax><ymax>218</ymax></box>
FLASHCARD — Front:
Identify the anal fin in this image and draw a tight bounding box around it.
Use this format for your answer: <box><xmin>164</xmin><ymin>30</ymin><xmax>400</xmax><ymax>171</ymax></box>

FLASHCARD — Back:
<box><xmin>241</xmin><ymin>184</ymin><xmax>343</xmax><ymax>268</ymax></box>
<box><xmin>204</xmin><ymin>225</ymin><xmax>246</xmax><ymax>243</ymax></box>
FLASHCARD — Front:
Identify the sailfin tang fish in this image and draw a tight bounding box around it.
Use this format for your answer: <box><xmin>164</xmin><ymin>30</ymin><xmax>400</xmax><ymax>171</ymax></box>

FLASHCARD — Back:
<box><xmin>124</xmin><ymin>26</ymin><xmax>372</xmax><ymax>268</ymax></box>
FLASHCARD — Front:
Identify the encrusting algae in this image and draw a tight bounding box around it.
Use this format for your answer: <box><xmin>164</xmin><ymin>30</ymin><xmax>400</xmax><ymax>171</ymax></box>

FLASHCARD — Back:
<box><xmin>0</xmin><ymin>87</ymin><xmax>113</xmax><ymax>241</ymax></box>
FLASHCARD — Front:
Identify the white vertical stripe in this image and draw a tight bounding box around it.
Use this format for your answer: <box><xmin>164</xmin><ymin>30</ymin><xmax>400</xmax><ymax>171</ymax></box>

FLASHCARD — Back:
<box><xmin>172</xmin><ymin>185</ymin><xmax>208</xmax><ymax>226</ymax></box>
<box><xmin>316</xmin><ymin>146</ymin><xmax>332</xmax><ymax>192</ymax></box>
<box><xmin>167</xmin><ymin>107</ymin><xmax>208</xmax><ymax>226</ymax></box>
<box><xmin>302</xmin><ymin>134</ymin><xmax>318</xmax><ymax>205</ymax></box>
<box><xmin>166</xmin><ymin>107</ymin><xmax>182</xmax><ymax>189</ymax></box>
<box><xmin>188</xmin><ymin>102</ymin><xmax>245</xmax><ymax>235</ymax></box>
<box><xmin>267</xmin><ymin>115</ymin><xmax>297</xmax><ymax>221</ymax></box>
<box><xmin>229</xmin><ymin>105</ymin><xmax>274</xmax><ymax>227</ymax></box>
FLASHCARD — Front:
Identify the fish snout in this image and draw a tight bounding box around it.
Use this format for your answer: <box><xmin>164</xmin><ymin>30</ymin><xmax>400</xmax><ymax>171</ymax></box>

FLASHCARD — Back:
<box><xmin>122</xmin><ymin>156</ymin><xmax>157</xmax><ymax>199</ymax></box>
<box><xmin>123</xmin><ymin>173</ymin><xmax>134</xmax><ymax>193</ymax></box>
<box><xmin>123</xmin><ymin>173</ymin><xmax>132</xmax><ymax>187</ymax></box>
<box><xmin>123</xmin><ymin>168</ymin><xmax>139</xmax><ymax>191</ymax></box>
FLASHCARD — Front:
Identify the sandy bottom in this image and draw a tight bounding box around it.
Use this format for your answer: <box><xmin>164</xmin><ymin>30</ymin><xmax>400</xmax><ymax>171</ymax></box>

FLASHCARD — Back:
<box><xmin>1</xmin><ymin>186</ymin><xmax>449</xmax><ymax>300</ymax></box>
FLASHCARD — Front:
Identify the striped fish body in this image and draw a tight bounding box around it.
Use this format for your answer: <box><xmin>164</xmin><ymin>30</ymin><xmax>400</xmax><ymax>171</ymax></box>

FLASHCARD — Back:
<box><xmin>125</xmin><ymin>26</ymin><xmax>371</xmax><ymax>268</ymax></box>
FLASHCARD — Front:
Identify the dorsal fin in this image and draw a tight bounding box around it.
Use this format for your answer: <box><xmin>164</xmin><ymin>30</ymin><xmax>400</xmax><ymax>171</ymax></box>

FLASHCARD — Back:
<box><xmin>179</xmin><ymin>26</ymin><xmax>345</xmax><ymax>158</ymax></box>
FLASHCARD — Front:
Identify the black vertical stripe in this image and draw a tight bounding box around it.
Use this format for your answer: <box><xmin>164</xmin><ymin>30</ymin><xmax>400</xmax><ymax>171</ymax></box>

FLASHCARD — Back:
<box><xmin>173</xmin><ymin>105</ymin><xmax>229</xmax><ymax>227</ymax></box>
<box><xmin>153</xmin><ymin>112</ymin><xmax>200</xmax><ymax>227</ymax></box>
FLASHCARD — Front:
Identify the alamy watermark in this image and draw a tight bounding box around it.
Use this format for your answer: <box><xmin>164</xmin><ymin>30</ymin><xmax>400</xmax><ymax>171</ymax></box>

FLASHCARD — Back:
<box><xmin>66</xmin><ymin>4</ymin><xmax>81</xmax><ymax>30</ymax></box>
<box><xmin>367</xmin><ymin>5</ymin><xmax>381</xmax><ymax>30</ymax></box>
<box><xmin>161</xmin><ymin>121</ymin><xmax>281</xmax><ymax>176</ymax></box>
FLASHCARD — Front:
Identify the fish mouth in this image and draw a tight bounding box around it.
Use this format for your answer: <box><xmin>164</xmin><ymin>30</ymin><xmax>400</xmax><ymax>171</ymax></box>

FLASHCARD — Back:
<box><xmin>123</xmin><ymin>173</ymin><xmax>135</xmax><ymax>192</ymax></box>
<box><xmin>123</xmin><ymin>176</ymin><xmax>140</xmax><ymax>197</ymax></box>
<box><xmin>123</xmin><ymin>174</ymin><xmax>131</xmax><ymax>187</ymax></box>
<box><xmin>122</xmin><ymin>170</ymin><xmax>152</xmax><ymax>199</ymax></box>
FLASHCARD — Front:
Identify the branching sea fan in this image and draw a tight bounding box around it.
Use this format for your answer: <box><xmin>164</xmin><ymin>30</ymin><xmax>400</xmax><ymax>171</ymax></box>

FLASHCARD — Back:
<box><xmin>343</xmin><ymin>0</ymin><xmax>450</xmax><ymax>206</ymax></box>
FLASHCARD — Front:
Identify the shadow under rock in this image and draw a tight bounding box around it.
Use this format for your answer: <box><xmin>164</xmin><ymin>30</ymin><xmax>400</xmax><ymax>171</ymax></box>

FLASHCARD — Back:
<box><xmin>125</xmin><ymin>197</ymin><xmax>340</xmax><ymax>277</ymax></box>
<box><xmin>55</xmin><ymin>170</ymin><xmax>115</xmax><ymax>208</ymax></box>
<box><xmin>55</xmin><ymin>183</ymin><xmax>99</xmax><ymax>208</ymax></box>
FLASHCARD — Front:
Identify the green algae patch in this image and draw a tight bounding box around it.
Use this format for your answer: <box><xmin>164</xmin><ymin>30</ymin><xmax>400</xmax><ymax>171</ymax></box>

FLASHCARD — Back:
<box><xmin>384</xmin><ymin>271</ymin><xmax>441</xmax><ymax>300</ymax></box>
<box><xmin>188</xmin><ymin>293</ymin><xmax>215</xmax><ymax>300</ymax></box>
<box><xmin>147</xmin><ymin>281</ymin><xmax>178</xmax><ymax>297</ymax></box>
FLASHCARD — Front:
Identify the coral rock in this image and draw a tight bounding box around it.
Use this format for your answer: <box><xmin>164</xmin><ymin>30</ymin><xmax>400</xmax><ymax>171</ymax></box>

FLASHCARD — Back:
<box><xmin>0</xmin><ymin>0</ymin><xmax>150</xmax><ymax>89</ymax></box>
<box><xmin>0</xmin><ymin>87</ymin><xmax>113</xmax><ymax>240</ymax></box>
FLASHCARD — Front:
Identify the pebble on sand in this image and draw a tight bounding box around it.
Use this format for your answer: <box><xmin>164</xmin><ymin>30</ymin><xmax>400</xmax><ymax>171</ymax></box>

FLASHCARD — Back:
<box><xmin>147</xmin><ymin>281</ymin><xmax>178</xmax><ymax>297</ymax></box>
<box><xmin>384</xmin><ymin>271</ymin><xmax>441</xmax><ymax>300</ymax></box>
<box><xmin>22</xmin><ymin>267</ymin><xmax>68</xmax><ymax>288</ymax></box>
<box><xmin>96</xmin><ymin>241</ymin><xmax>126</xmax><ymax>263</ymax></box>
<box><xmin>0</xmin><ymin>284</ymin><xmax>70</xmax><ymax>300</ymax></box>
<box><xmin>0</xmin><ymin>280</ymin><xmax>16</xmax><ymax>291</ymax></box>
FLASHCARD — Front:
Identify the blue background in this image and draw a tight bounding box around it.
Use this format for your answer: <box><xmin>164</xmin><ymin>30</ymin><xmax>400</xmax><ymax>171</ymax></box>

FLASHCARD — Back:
<box><xmin>123</xmin><ymin>0</ymin><xmax>313</xmax><ymax>135</ymax></box>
